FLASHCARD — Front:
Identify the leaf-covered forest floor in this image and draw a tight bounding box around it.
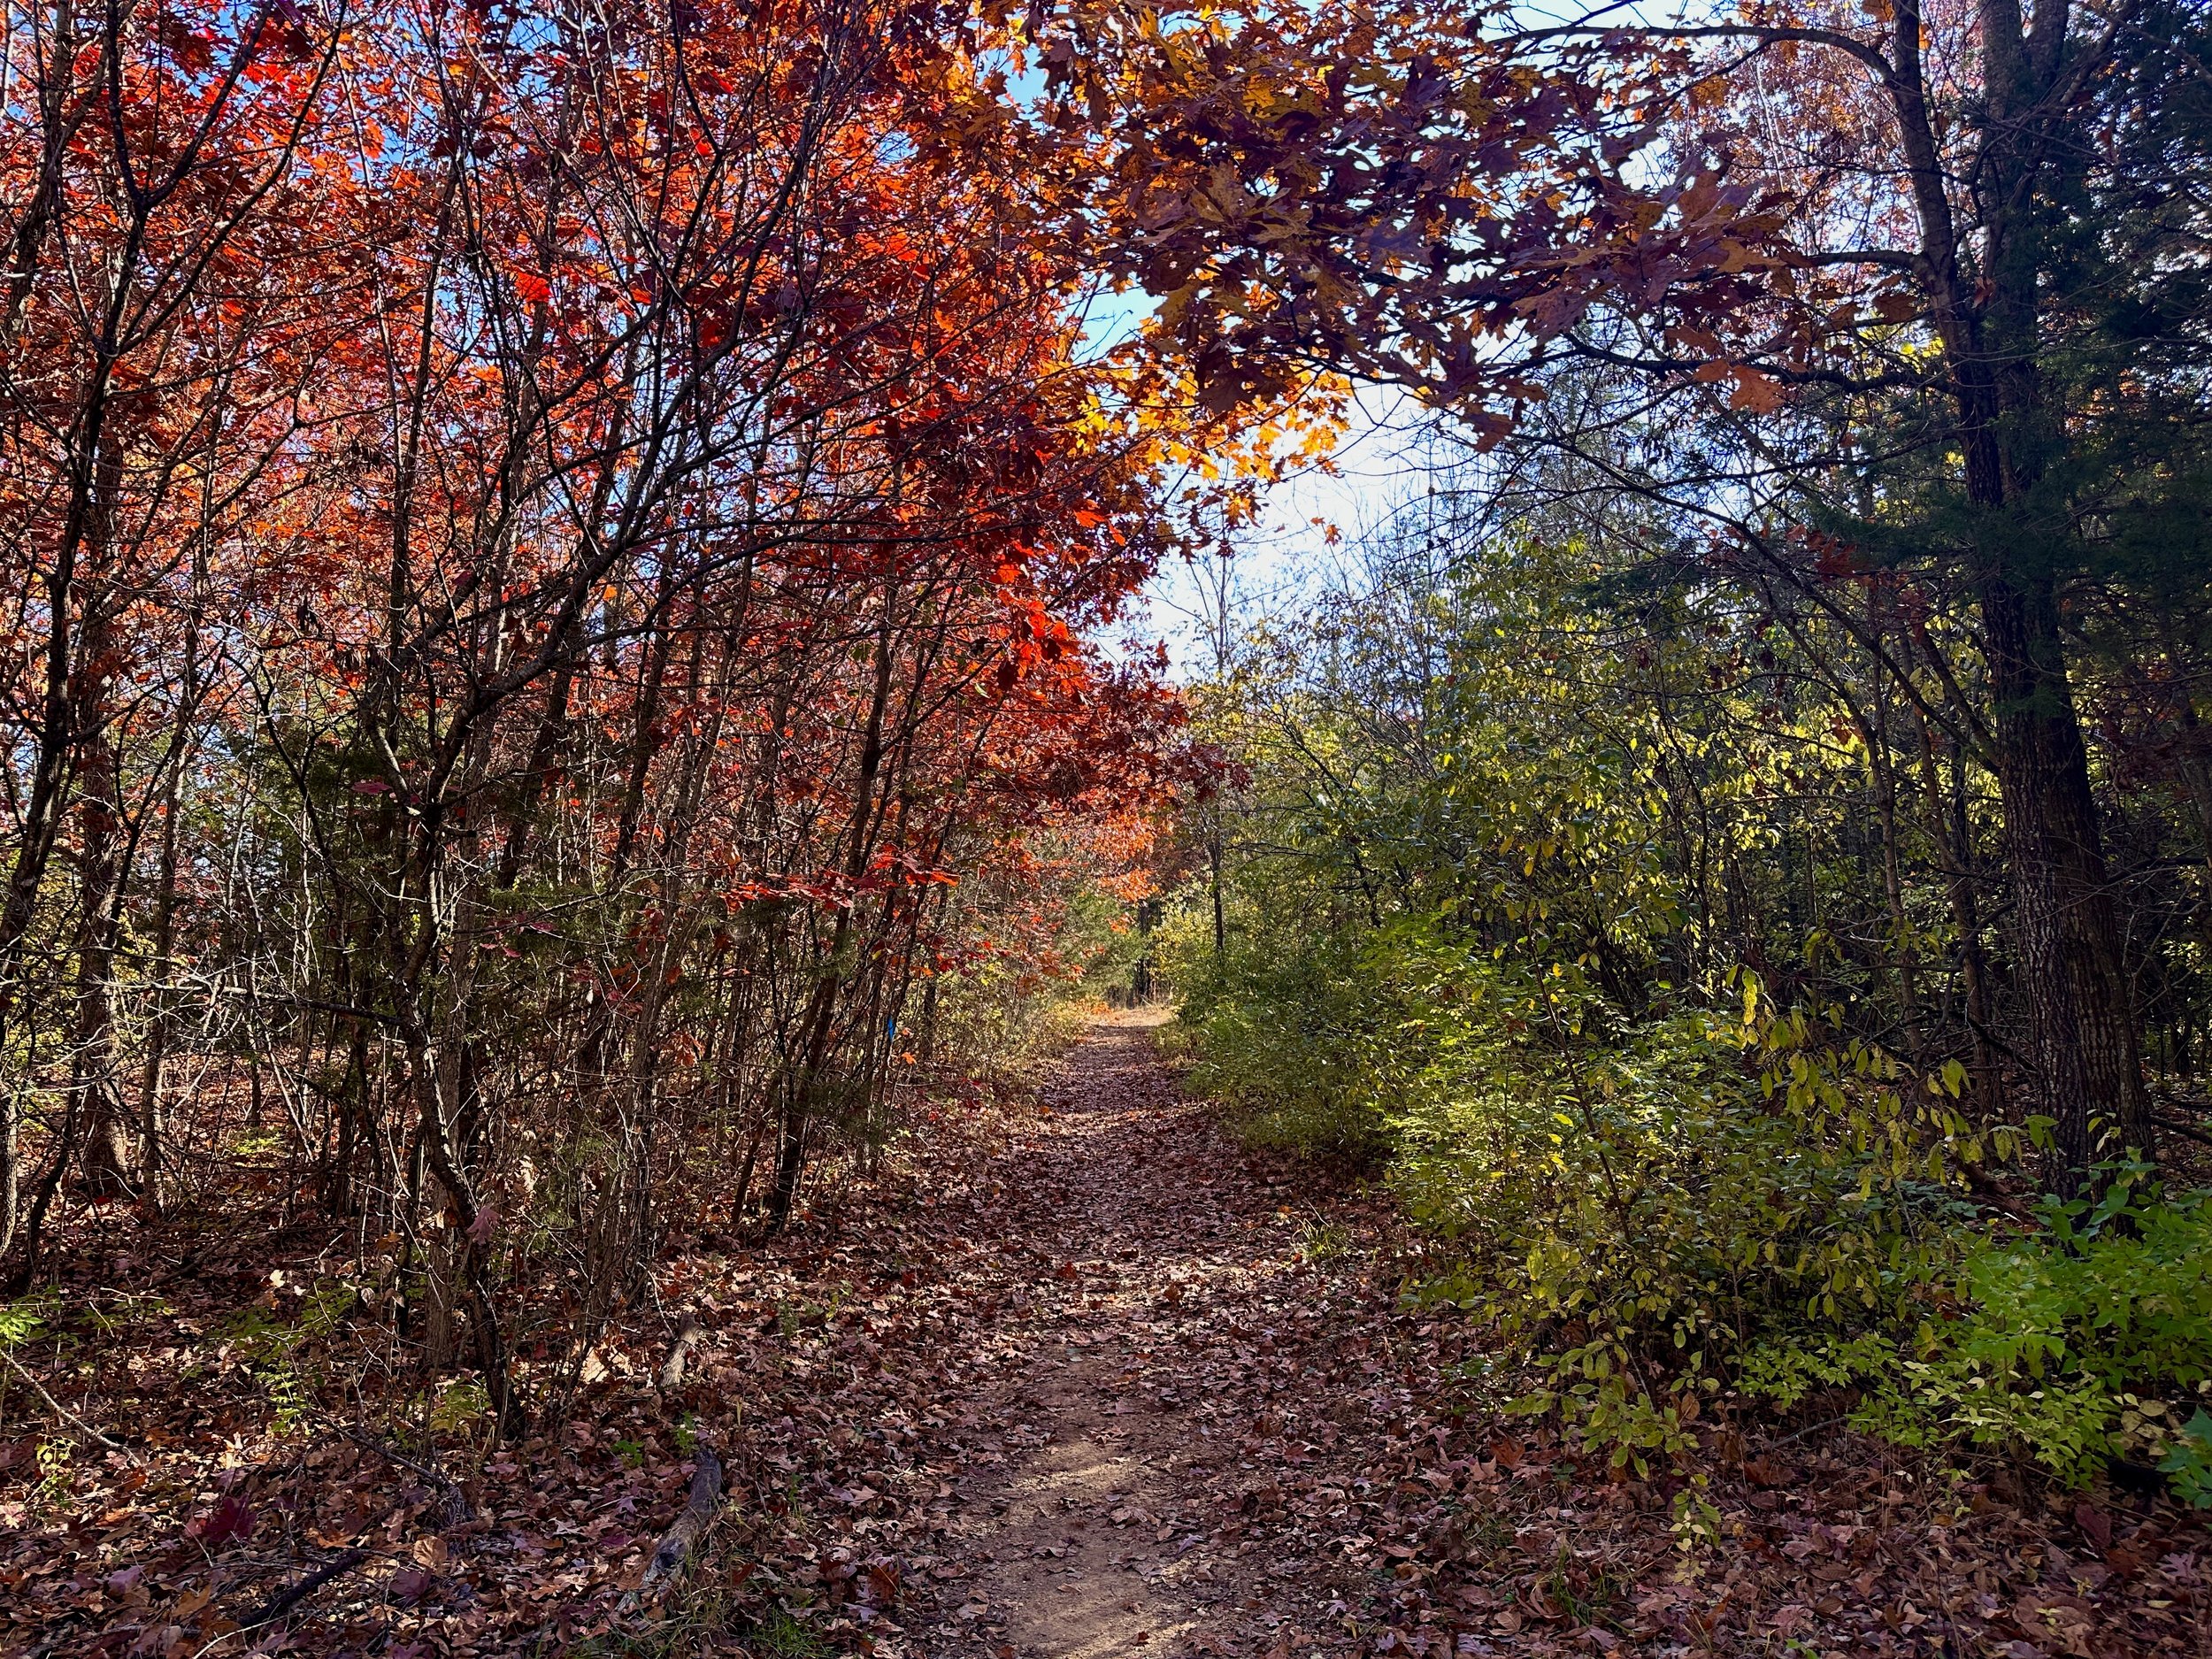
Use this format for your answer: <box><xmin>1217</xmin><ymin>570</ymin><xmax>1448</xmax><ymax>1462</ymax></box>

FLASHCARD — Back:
<box><xmin>5</xmin><ymin>1011</ymin><xmax>2210</xmax><ymax>1657</ymax></box>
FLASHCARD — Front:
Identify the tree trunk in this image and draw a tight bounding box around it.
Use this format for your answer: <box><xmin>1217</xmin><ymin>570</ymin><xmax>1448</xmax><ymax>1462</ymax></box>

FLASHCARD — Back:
<box><xmin>1977</xmin><ymin>565</ymin><xmax>2153</xmax><ymax>1188</ymax></box>
<box><xmin>73</xmin><ymin>747</ymin><xmax>133</xmax><ymax>1199</ymax></box>
<box><xmin>1914</xmin><ymin>711</ymin><xmax>2005</xmax><ymax>1121</ymax></box>
<box><xmin>768</xmin><ymin>611</ymin><xmax>897</xmax><ymax>1232</ymax></box>
<box><xmin>71</xmin><ymin>429</ymin><xmax>131</xmax><ymax>1199</ymax></box>
<box><xmin>1892</xmin><ymin>0</ymin><xmax>2154</xmax><ymax>1190</ymax></box>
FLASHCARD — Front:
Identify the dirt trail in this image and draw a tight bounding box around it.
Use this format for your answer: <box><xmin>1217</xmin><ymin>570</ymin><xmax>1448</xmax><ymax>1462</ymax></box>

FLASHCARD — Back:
<box><xmin>910</xmin><ymin>1008</ymin><xmax>1348</xmax><ymax>1659</ymax></box>
<box><xmin>888</xmin><ymin>1020</ymin><xmax>2212</xmax><ymax>1659</ymax></box>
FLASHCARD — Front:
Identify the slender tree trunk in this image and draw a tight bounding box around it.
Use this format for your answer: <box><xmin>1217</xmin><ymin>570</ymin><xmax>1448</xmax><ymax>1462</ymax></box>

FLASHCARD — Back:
<box><xmin>1208</xmin><ymin>812</ymin><xmax>1225</xmax><ymax>962</ymax></box>
<box><xmin>1866</xmin><ymin>661</ymin><xmax>1920</xmax><ymax>1056</ymax></box>
<box><xmin>73</xmin><ymin>727</ymin><xmax>131</xmax><ymax>1197</ymax></box>
<box><xmin>1915</xmin><ymin>717</ymin><xmax>2006</xmax><ymax>1120</ymax></box>
<box><xmin>72</xmin><ymin>429</ymin><xmax>131</xmax><ymax>1198</ymax></box>
<box><xmin>769</xmin><ymin>608</ymin><xmax>897</xmax><ymax>1231</ymax></box>
<box><xmin>134</xmin><ymin>727</ymin><xmax>187</xmax><ymax>1211</ymax></box>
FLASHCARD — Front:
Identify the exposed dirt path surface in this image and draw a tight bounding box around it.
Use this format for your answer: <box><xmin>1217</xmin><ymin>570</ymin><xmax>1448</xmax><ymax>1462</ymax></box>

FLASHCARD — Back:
<box><xmin>904</xmin><ymin>1006</ymin><xmax>1351</xmax><ymax>1659</ymax></box>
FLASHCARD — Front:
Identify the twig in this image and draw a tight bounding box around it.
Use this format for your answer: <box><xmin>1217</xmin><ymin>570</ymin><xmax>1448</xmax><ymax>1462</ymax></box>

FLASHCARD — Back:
<box><xmin>2154</xmin><ymin>1113</ymin><xmax>2212</xmax><ymax>1152</ymax></box>
<box><xmin>238</xmin><ymin>1548</ymin><xmax>368</xmax><ymax>1632</ymax></box>
<box><xmin>2</xmin><ymin>1348</ymin><xmax>123</xmax><ymax>1450</ymax></box>
<box><xmin>657</xmin><ymin>1322</ymin><xmax>705</xmax><ymax>1393</ymax></box>
<box><xmin>1763</xmin><ymin>1414</ymin><xmax>1850</xmax><ymax>1448</ymax></box>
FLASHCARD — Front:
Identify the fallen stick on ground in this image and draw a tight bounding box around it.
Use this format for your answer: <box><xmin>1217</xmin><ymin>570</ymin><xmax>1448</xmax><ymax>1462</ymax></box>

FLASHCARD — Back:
<box><xmin>658</xmin><ymin>1322</ymin><xmax>705</xmax><ymax>1392</ymax></box>
<box><xmin>2</xmin><ymin>1349</ymin><xmax>123</xmax><ymax>1450</ymax></box>
<box><xmin>240</xmin><ymin>1548</ymin><xmax>369</xmax><ymax>1632</ymax></box>
<box><xmin>329</xmin><ymin>1421</ymin><xmax>475</xmax><ymax>1526</ymax></box>
<box><xmin>641</xmin><ymin>1446</ymin><xmax>724</xmax><ymax>1594</ymax></box>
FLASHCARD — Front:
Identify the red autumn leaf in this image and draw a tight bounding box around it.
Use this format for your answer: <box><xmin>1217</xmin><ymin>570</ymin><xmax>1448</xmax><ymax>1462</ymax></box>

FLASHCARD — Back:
<box><xmin>188</xmin><ymin>1494</ymin><xmax>256</xmax><ymax>1545</ymax></box>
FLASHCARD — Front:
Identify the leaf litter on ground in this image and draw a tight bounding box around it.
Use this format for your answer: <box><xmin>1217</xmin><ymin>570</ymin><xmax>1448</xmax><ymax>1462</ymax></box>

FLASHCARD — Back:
<box><xmin>2</xmin><ymin>1010</ymin><xmax>2208</xmax><ymax>1657</ymax></box>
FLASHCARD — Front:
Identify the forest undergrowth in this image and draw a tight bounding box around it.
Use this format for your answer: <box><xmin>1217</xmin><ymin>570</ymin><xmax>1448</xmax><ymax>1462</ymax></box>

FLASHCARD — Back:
<box><xmin>1157</xmin><ymin>497</ymin><xmax>2212</xmax><ymax>1540</ymax></box>
<box><xmin>0</xmin><ymin>1004</ymin><xmax>1075</xmax><ymax>1657</ymax></box>
<box><xmin>8</xmin><ymin>1012</ymin><xmax>2209</xmax><ymax>1659</ymax></box>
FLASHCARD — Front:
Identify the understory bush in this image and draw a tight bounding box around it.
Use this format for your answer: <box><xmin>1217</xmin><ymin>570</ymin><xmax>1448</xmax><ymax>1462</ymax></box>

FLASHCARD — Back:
<box><xmin>1166</xmin><ymin>915</ymin><xmax>1389</xmax><ymax>1165</ymax></box>
<box><xmin>1165</xmin><ymin>515</ymin><xmax>2212</xmax><ymax>1499</ymax></box>
<box><xmin>1173</xmin><ymin>924</ymin><xmax>2212</xmax><ymax>1490</ymax></box>
<box><xmin>1744</xmin><ymin>1179</ymin><xmax>2212</xmax><ymax>1487</ymax></box>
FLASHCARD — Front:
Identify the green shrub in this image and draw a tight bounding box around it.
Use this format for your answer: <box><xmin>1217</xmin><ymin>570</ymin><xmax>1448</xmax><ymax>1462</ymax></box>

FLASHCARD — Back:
<box><xmin>1743</xmin><ymin>1179</ymin><xmax>2212</xmax><ymax>1491</ymax></box>
<box><xmin>1164</xmin><ymin>526</ymin><xmax>2210</xmax><ymax>1496</ymax></box>
<box><xmin>1164</xmin><ymin>910</ymin><xmax>1387</xmax><ymax>1165</ymax></box>
<box><xmin>1179</xmin><ymin>915</ymin><xmax>2212</xmax><ymax>1494</ymax></box>
<box><xmin>1352</xmin><ymin>940</ymin><xmax>1997</xmax><ymax>1472</ymax></box>
<box><xmin>2162</xmin><ymin>1409</ymin><xmax>2212</xmax><ymax>1506</ymax></box>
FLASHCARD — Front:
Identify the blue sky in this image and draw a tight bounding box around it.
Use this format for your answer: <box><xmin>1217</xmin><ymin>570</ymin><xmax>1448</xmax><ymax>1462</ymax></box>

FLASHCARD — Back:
<box><xmin>1133</xmin><ymin>383</ymin><xmax>1432</xmax><ymax>680</ymax></box>
<box><xmin>1070</xmin><ymin>273</ymin><xmax>1433</xmax><ymax>675</ymax></box>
